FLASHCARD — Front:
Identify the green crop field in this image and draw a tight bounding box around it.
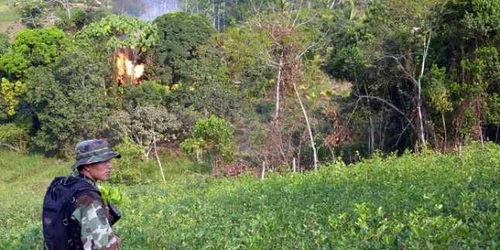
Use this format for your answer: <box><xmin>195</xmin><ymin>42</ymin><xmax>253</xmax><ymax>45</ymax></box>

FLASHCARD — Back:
<box><xmin>0</xmin><ymin>143</ymin><xmax>499</xmax><ymax>249</ymax></box>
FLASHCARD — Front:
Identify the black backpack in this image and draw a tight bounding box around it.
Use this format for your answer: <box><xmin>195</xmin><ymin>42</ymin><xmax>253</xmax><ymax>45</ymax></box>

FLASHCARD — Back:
<box><xmin>42</xmin><ymin>176</ymin><xmax>100</xmax><ymax>250</ymax></box>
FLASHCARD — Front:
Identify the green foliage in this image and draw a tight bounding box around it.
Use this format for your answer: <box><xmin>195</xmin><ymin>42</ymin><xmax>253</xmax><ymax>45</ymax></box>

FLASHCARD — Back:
<box><xmin>106</xmin><ymin>105</ymin><xmax>181</xmax><ymax>161</ymax></box>
<box><xmin>192</xmin><ymin>82</ymin><xmax>244</xmax><ymax>118</ymax></box>
<box><xmin>153</xmin><ymin>11</ymin><xmax>215</xmax><ymax>84</ymax></box>
<box><xmin>121</xmin><ymin>143</ymin><xmax>499</xmax><ymax>249</ymax></box>
<box><xmin>0</xmin><ymin>77</ymin><xmax>26</xmax><ymax>116</ymax></box>
<box><xmin>99</xmin><ymin>184</ymin><xmax>123</xmax><ymax>205</ymax></box>
<box><xmin>75</xmin><ymin>14</ymin><xmax>158</xmax><ymax>51</ymax></box>
<box><xmin>217</xmin><ymin>25</ymin><xmax>274</xmax><ymax>98</ymax></box>
<box><xmin>0</xmin><ymin>150</ymin><xmax>67</xmax><ymax>249</ymax></box>
<box><xmin>425</xmin><ymin>65</ymin><xmax>452</xmax><ymax>113</ymax></box>
<box><xmin>327</xmin><ymin>44</ymin><xmax>367</xmax><ymax>81</ymax></box>
<box><xmin>0</xmin><ymin>27</ymin><xmax>67</xmax><ymax>78</ymax></box>
<box><xmin>0</xmin><ymin>32</ymin><xmax>9</xmax><ymax>55</ymax></box>
<box><xmin>56</xmin><ymin>8</ymin><xmax>112</xmax><ymax>32</ymax></box>
<box><xmin>15</xmin><ymin>0</ymin><xmax>46</xmax><ymax>28</ymax></box>
<box><xmin>432</xmin><ymin>3</ymin><xmax>499</xmax><ymax>141</ymax></box>
<box><xmin>0</xmin><ymin>123</ymin><xmax>28</xmax><ymax>151</ymax></box>
<box><xmin>487</xmin><ymin>93</ymin><xmax>500</xmax><ymax>125</ymax></box>
<box><xmin>123</xmin><ymin>81</ymin><xmax>167</xmax><ymax>110</ymax></box>
<box><xmin>111</xmin><ymin>138</ymin><xmax>148</xmax><ymax>184</ymax></box>
<box><xmin>24</xmin><ymin>48</ymin><xmax>111</xmax><ymax>156</ymax></box>
<box><xmin>128</xmin><ymin>105</ymin><xmax>181</xmax><ymax>146</ymax></box>
<box><xmin>181</xmin><ymin>115</ymin><xmax>235</xmax><ymax>162</ymax></box>
<box><xmin>179</xmin><ymin>137</ymin><xmax>205</xmax><ymax>162</ymax></box>
<box><xmin>3</xmin><ymin>143</ymin><xmax>499</xmax><ymax>249</ymax></box>
<box><xmin>460</xmin><ymin>0</ymin><xmax>500</xmax><ymax>41</ymax></box>
<box><xmin>0</xmin><ymin>0</ymin><xmax>19</xmax><ymax>22</ymax></box>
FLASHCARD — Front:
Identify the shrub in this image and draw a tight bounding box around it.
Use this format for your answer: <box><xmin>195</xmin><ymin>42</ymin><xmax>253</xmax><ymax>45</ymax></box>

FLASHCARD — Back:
<box><xmin>0</xmin><ymin>123</ymin><xmax>28</xmax><ymax>152</ymax></box>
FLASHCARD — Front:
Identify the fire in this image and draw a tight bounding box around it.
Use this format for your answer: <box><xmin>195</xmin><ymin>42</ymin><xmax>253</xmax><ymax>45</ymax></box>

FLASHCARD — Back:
<box><xmin>116</xmin><ymin>49</ymin><xmax>144</xmax><ymax>85</ymax></box>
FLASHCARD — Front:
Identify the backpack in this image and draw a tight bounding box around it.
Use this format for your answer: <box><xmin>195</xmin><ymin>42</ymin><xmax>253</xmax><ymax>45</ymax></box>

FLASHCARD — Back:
<box><xmin>42</xmin><ymin>176</ymin><xmax>100</xmax><ymax>250</ymax></box>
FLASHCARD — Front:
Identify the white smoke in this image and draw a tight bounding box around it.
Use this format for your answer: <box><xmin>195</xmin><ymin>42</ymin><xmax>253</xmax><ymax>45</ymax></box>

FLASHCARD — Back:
<box><xmin>139</xmin><ymin>0</ymin><xmax>179</xmax><ymax>21</ymax></box>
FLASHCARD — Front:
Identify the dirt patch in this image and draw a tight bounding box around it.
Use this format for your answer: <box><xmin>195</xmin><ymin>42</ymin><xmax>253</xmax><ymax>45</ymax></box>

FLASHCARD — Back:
<box><xmin>0</xmin><ymin>22</ymin><xmax>24</xmax><ymax>39</ymax></box>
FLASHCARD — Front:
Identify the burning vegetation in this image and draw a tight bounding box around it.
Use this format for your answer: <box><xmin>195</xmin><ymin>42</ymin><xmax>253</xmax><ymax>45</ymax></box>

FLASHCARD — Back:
<box><xmin>115</xmin><ymin>48</ymin><xmax>145</xmax><ymax>85</ymax></box>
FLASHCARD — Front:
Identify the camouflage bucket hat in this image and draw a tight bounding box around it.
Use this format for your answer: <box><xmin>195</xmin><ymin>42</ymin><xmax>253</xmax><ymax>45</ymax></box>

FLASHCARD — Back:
<box><xmin>72</xmin><ymin>139</ymin><xmax>121</xmax><ymax>170</ymax></box>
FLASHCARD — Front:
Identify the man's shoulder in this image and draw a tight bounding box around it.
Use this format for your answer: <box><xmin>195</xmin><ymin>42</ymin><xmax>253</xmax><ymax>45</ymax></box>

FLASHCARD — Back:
<box><xmin>75</xmin><ymin>190</ymin><xmax>103</xmax><ymax>207</ymax></box>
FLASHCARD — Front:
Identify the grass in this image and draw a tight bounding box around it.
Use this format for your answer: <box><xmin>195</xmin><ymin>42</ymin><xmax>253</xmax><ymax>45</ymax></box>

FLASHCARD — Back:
<box><xmin>0</xmin><ymin>143</ymin><xmax>499</xmax><ymax>249</ymax></box>
<box><xmin>0</xmin><ymin>151</ymin><xmax>67</xmax><ymax>248</ymax></box>
<box><xmin>0</xmin><ymin>0</ymin><xmax>18</xmax><ymax>23</ymax></box>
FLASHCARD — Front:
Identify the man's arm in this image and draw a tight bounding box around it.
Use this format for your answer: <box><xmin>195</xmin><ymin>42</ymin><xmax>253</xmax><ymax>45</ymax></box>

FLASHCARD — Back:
<box><xmin>72</xmin><ymin>193</ymin><xmax>121</xmax><ymax>250</ymax></box>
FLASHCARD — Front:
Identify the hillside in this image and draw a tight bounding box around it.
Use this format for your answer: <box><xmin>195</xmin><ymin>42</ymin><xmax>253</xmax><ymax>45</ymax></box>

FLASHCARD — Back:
<box><xmin>0</xmin><ymin>143</ymin><xmax>498</xmax><ymax>249</ymax></box>
<box><xmin>0</xmin><ymin>0</ymin><xmax>21</xmax><ymax>33</ymax></box>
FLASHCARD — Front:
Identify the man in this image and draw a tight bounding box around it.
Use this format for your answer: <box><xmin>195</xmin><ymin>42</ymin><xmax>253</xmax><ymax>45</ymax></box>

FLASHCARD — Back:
<box><xmin>43</xmin><ymin>139</ymin><xmax>122</xmax><ymax>250</ymax></box>
<box><xmin>71</xmin><ymin>139</ymin><xmax>122</xmax><ymax>250</ymax></box>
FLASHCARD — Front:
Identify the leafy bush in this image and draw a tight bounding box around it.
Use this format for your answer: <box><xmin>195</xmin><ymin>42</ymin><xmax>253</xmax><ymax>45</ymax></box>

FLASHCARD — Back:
<box><xmin>111</xmin><ymin>139</ymin><xmax>147</xmax><ymax>185</ymax></box>
<box><xmin>181</xmin><ymin>115</ymin><xmax>235</xmax><ymax>163</ymax></box>
<box><xmin>0</xmin><ymin>123</ymin><xmax>28</xmax><ymax>151</ymax></box>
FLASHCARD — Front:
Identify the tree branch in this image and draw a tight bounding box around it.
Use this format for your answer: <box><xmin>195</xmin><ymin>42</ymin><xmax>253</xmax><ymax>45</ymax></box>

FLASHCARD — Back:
<box><xmin>0</xmin><ymin>142</ymin><xmax>20</xmax><ymax>152</ymax></box>
<box><xmin>381</xmin><ymin>54</ymin><xmax>418</xmax><ymax>86</ymax></box>
<box><xmin>394</xmin><ymin>119</ymin><xmax>414</xmax><ymax>149</ymax></box>
<box><xmin>356</xmin><ymin>95</ymin><xmax>414</xmax><ymax>128</ymax></box>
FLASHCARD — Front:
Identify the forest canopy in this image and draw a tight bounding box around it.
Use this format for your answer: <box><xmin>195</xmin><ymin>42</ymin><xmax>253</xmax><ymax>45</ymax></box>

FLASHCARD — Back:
<box><xmin>0</xmin><ymin>0</ymin><xmax>499</xmax><ymax>173</ymax></box>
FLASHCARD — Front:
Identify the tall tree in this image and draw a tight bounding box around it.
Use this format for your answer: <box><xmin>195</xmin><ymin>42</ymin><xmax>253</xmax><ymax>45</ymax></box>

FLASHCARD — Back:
<box><xmin>24</xmin><ymin>48</ymin><xmax>111</xmax><ymax>156</ymax></box>
<box><xmin>0</xmin><ymin>27</ymin><xmax>67</xmax><ymax>79</ymax></box>
<box><xmin>243</xmin><ymin>5</ymin><xmax>330</xmax><ymax>170</ymax></box>
<box><xmin>152</xmin><ymin>11</ymin><xmax>215</xmax><ymax>84</ymax></box>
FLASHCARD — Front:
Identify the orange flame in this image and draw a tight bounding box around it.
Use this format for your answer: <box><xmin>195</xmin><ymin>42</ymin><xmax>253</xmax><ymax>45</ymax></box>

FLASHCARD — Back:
<box><xmin>116</xmin><ymin>51</ymin><xmax>144</xmax><ymax>84</ymax></box>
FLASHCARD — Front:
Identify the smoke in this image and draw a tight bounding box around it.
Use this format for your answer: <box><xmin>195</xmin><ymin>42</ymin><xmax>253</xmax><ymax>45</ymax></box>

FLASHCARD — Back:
<box><xmin>139</xmin><ymin>0</ymin><xmax>180</xmax><ymax>21</ymax></box>
<box><xmin>112</xmin><ymin>0</ymin><xmax>179</xmax><ymax>21</ymax></box>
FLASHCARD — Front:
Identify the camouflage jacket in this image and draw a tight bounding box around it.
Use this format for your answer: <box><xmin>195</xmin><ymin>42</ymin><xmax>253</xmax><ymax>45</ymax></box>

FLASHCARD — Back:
<box><xmin>71</xmin><ymin>174</ymin><xmax>121</xmax><ymax>250</ymax></box>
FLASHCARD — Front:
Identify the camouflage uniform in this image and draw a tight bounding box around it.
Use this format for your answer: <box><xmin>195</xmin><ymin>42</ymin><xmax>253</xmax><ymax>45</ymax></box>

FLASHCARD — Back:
<box><xmin>70</xmin><ymin>139</ymin><xmax>122</xmax><ymax>250</ymax></box>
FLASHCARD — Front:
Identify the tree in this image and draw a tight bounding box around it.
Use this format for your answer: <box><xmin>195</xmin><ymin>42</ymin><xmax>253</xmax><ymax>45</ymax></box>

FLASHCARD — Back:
<box><xmin>424</xmin><ymin>65</ymin><xmax>452</xmax><ymax>150</ymax></box>
<box><xmin>325</xmin><ymin>0</ymin><xmax>442</xmax><ymax>153</ymax></box>
<box><xmin>75</xmin><ymin>14</ymin><xmax>158</xmax><ymax>51</ymax></box>
<box><xmin>15</xmin><ymin>0</ymin><xmax>47</xmax><ymax>28</ymax></box>
<box><xmin>24</xmin><ymin>48</ymin><xmax>111</xmax><ymax>156</ymax></box>
<box><xmin>247</xmin><ymin>7</ymin><xmax>326</xmax><ymax>170</ymax></box>
<box><xmin>73</xmin><ymin>14</ymin><xmax>158</xmax><ymax>88</ymax></box>
<box><xmin>107</xmin><ymin>105</ymin><xmax>180</xmax><ymax>184</ymax></box>
<box><xmin>152</xmin><ymin>11</ymin><xmax>215</xmax><ymax>84</ymax></box>
<box><xmin>180</xmin><ymin>115</ymin><xmax>235</xmax><ymax>168</ymax></box>
<box><xmin>0</xmin><ymin>27</ymin><xmax>67</xmax><ymax>79</ymax></box>
<box><xmin>0</xmin><ymin>78</ymin><xmax>26</xmax><ymax>116</ymax></box>
<box><xmin>0</xmin><ymin>123</ymin><xmax>28</xmax><ymax>152</ymax></box>
<box><xmin>431</xmin><ymin>0</ymin><xmax>499</xmax><ymax>147</ymax></box>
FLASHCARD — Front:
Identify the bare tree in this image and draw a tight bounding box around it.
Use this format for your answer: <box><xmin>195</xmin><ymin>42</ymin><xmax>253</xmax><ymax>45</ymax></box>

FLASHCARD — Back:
<box><xmin>382</xmin><ymin>29</ymin><xmax>432</xmax><ymax>148</ymax></box>
<box><xmin>251</xmin><ymin>3</ymin><xmax>323</xmax><ymax>170</ymax></box>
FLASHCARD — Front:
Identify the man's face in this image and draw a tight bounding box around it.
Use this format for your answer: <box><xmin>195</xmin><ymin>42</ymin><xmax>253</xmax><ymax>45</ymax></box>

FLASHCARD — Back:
<box><xmin>87</xmin><ymin>160</ymin><xmax>113</xmax><ymax>181</ymax></box>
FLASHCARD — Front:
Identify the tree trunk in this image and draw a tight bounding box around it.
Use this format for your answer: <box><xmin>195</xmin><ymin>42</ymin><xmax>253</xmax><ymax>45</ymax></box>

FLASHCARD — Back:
<box><xmin>368</xmin><ymin>115</ymin><xmax>374</xmax><ymax>155</ymax></box>
<box><xmin>496</xmin><ymin>125</ymin><xmax>499</xmax><ymax>142</ymax></box>
<box><xmin>480</xmin><ymin>125</ymin><xmax>484</xmax><ymax>149</ymax></box>
<box><xmin>415</xmin><ymin>31</ymin><xmax>432</xmax><ymax>147</ymax></box>
<box><xmin>65</xmin><ymin>0</ymin><xmax>71</xmax><ymax>19</ymax></box>
<box><xmin>261</xmin><ymin>161</ymin><xmax>266</xmax><ymax>180</ymax></box>
<box><xmin>441</xmin><ymin>112</ymin><xmax>447</xmax><ymax>151</ymax></box>
<box><xmin>292</xmin><ymin>79</ymin><xmax>318</xmax><ymax>170</ymax></box>
<box><xmin>274</xmin><ymin>51</ymin><xmax>284</xmax><ymax>123</ymax></box>
<box><xmin>153</xmin><ymin>135</ymin><xmax>167</xmax><ymax>185</ymax></box>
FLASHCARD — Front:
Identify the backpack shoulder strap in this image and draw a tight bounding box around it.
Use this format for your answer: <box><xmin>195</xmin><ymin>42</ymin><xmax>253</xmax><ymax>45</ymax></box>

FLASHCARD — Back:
<box><xmin>62</xmin><ymin>176</ymin><xmax>102</xmax><ymax>249</ymax></box>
